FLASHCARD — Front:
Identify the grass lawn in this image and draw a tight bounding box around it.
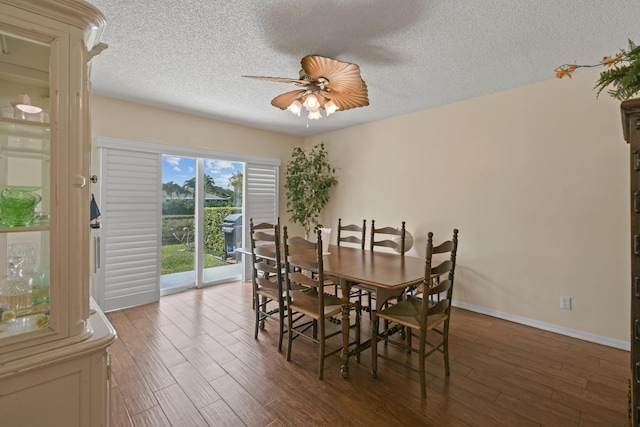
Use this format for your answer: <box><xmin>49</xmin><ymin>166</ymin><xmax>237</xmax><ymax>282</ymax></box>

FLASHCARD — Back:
<box><xmin>161</xmin><ymin>244</ymin><xmax>229</xmax><ymax>275</ymax></box>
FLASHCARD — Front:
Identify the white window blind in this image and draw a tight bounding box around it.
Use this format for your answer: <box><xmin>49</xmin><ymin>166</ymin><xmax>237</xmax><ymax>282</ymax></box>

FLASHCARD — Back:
<box><xmin>97</xmin><ymin>148</ymin><xmax>162</xmax><ymax>311</ymax></box>
<box><xmin>244</xmin><ymin>163</ymin><xmax>279</xmax><ymax>226</ymax></box>
<box><xmin>242</xmin><ymin>163</ymin><xmax>279</xmax><ymax>279</ymax></box>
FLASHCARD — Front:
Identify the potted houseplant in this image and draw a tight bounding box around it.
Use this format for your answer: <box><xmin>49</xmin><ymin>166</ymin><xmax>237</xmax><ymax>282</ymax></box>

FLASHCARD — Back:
<box><xmin>285</xmin><ymin>142</ymin><xmax>338</xmax><ymax>239</ymax></box>
<box><xmin>555</xmin><ymin>39</ymin><xmax>640</xmax><ymax>101</ymax></box>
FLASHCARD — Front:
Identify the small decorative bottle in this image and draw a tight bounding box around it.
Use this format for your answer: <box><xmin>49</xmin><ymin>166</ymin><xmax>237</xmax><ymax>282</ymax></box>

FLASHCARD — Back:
<box><xmin>0</xmin><ymin>256</ymin><xmax>33</xmax><ymax>312</ymax></box>
<box><xmin>31</xmin><ymin>267</ymin><xmax>50</xmax><ymax>306</ymax></box>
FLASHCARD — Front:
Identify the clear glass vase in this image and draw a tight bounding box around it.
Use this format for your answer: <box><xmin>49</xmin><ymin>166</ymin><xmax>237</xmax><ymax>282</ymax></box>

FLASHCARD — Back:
<box><xmin>31</xmin><ymin>267</ymin><xmax>49</xmax><ymax>306</ymax></box>
<box><xmin>0</xmin><ymin>256</ymin><xmax>33</xmax><ymax>312</ymax></box>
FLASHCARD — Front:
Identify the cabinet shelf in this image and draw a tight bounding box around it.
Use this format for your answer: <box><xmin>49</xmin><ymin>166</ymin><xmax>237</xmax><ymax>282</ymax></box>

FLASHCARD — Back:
<box><xmin>0</xmin><ymin>117</ymin><xmax>50</xmax><ymax>134</ymax></box>
<box><xmin>0</xmin><ymin>223</ymin><xmax>49</xmax><ymax>233</ymax></box>
<box><xmin>0</xmin><ymin>308</ymin><xmax>49</xmax><ymax>339</ymax></box>
<box><xmin>0</xmin><ymin>117</ymin><xmax>50</xmax><ymax>159</ymax></box>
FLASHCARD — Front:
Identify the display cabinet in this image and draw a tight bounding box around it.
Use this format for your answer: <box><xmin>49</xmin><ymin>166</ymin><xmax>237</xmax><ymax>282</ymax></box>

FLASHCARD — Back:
<box><xmin>622</xmin><ymin>98</ymin><xmax>640</xmax><ymax>427</ymax></box>
<box><xmin>0</xmin><ymin>1</ymin><xmax>115</xmax><ymax>425</ymax></box>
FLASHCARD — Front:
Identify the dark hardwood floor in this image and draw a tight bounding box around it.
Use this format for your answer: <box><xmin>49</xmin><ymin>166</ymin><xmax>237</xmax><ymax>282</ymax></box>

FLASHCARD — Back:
<box><xmin>107</xmin><ymin>281</ymin><xmax>630</xmax><ymax>426</ymax></box>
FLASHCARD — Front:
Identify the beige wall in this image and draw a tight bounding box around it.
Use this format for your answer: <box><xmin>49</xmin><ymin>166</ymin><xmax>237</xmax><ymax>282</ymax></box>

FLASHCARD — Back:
<box><xmin>91</xmin><ymin>68</ymin><xmax>630</xmax><ymax>347</ymax></box>
<box><xmin>307</xmin><ymin>68</ymin><xmax>629</xmax><ymax>346</ymax></box>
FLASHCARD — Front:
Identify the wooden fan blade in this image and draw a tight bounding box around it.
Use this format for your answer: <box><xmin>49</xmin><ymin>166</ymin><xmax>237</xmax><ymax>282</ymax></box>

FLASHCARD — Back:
<box><xmin>325</xmin><ymin>80</ymin><xmax>369</xmax><ymax>111</ymax></box>
<box><xmin>301</xmin><ymin>55</ymin><xmax>363</xmax><ymax>93</ymax></box>
<box><xmin>243</xmin><ymin>75</ymin><xmax>308</xmax><ymax>85</ymax></box>
<box><xmin>271</xmin><ymin>90</ymin><xmax>306</xmax><ymax>110</ymax></box>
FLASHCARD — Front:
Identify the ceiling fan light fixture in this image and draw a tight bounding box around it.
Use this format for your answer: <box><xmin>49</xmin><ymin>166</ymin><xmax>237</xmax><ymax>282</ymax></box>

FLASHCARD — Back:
<box><xmin>308</xmin><ymin>110</ymin><xmax>321</xmax><ymax>120</ymax></box>
<box><xmin>303</xmin><ymin>94</ymin><xmax>320</xmax><ymax>110</ymax></box>
<box><xmin>287</xmin><ymin>100</ymin><xmax>302</xmax><ymax>116</ymax></box>
<box><xmin>245</xmin><ymin>55</ymin><xmax>369</xmax><ymax>121</ymax></box>
<box><xmin>325</xmin><ymin>100</ymin><xmax>338</xmax><ymax>116</ymax></box>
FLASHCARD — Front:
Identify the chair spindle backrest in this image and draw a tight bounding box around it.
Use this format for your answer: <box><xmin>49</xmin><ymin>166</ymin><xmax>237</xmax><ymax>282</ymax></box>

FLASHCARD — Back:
<box><xmin>249</xmin><ymin>218</ymin><xmax>282</xmax><ymax>293</ymax></box>
<box><xmin>283</xmin><ymin>227</ymin><xmax>325</xmax><ymax>306</ymax></box>
<box><xmin>370</xmin><ymin>220</ymin><xmax>406</xmax><ymax>253</ymax></box>
<box><xmin>337</xmin><ymin>218</ymin><xmax>366</xmax><ymax>249</ymax></box>
<box><xmin>420</xmin><ymin>229</ymin><xmax>459</xmax><ymax>329</ymax></box>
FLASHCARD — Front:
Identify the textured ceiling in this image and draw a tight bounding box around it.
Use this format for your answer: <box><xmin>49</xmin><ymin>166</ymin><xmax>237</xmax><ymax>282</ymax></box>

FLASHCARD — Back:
<box><xmin>88</xmin><ymin>0</ymin><xmax>640</xmax><ymax>138</ymax></box>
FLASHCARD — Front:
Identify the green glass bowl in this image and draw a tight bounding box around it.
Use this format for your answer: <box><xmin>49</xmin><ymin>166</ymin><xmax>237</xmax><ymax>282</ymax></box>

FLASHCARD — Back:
<box><xmin>0</xmin><ymin>187</ymin><xmax>42</xmax><ymax>227</ymax></box>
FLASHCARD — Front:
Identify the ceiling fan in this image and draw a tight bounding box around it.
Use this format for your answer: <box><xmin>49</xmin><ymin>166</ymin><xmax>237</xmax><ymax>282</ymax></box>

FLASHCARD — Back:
<box><xmin>244</xmin><ymin>55</ymin><xmax>369</xmax><ymax>120</ymax></box>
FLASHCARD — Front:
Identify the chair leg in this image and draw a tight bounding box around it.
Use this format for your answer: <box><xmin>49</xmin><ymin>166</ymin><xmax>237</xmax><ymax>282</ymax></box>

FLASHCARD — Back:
<box><xmin>286</xmin><ymin>306</ymin><xmax>293</xmax><ymax>362</ymax></box>
<box><xmin>407</xmin><ymin>327</ymin><xmax>412</xmax><ymax>353</ymax></box>
<box><xmin>355</xmin><ymin>302</ymin><xmax>361</xmax><ymax>363</ymax></box>
<box><xmin>384</xmin><ymin>315</ymin><xmax>389</xmax><ymax>346</ymax></box>
<box><xmin>277</xmin><ymin>298</ymin><xmax>284</xmax><ymax>353</ymax></box>
<box><xmin>254</xmin><ymin>293</ymin><xmax>261</xmax><ymax>339</ymax></box>
<box><xmin>261</xmin><ymin>296</ymin><xmax>267</xmax><ymax>330</ymax></box>
<box><xmin>371</xmin><ymin>315</ymin><xmax>379</xmax><ymax>378</ymax></box>
<box><xmin>443</xmin><ymin>340</ymin><xmax>450</xmax><ymax>376</ymax></box>
<box><xmin>378</xmin><ymin>301</ymin><xmax>391</xmax><ymax>345</ymax></box>
<box><xmin>318</xmin><ymin>317</ymin><xmax>325</xmax><ymax>380</ymax></box>
<box><xmin>443</xmin><ymin>325</ymin><xmax>450</xmax><ymax>376</ymax></box>
<box><xmin>419</xmin><ymin>335</ymin><xmax>427</xmax><ymax>399</ymax></box>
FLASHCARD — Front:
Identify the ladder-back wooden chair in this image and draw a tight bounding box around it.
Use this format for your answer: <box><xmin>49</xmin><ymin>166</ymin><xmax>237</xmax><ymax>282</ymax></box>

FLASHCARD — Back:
<box><xmin>249</xmin><ymin>218</ymin><xmax>286</xmax><ymax>352</ymax></box>
<box><xmin>283</xmin><ymin>226</ymin><xmax>361</xmax><ymax>379</ymax></box>
<box><xmin>357</xmin><ymin>220</ymin><xmax>407</xmax><ymax>315</ymax></box>
<box><xmin>336</xmin><ymin>218</ymin><xmax>366</xmax><ymax>299</ymax></box>
<box><xmin>371</xmin><ymin>229</ymin><xmax>459</xmax><ymax>399</ymax></box>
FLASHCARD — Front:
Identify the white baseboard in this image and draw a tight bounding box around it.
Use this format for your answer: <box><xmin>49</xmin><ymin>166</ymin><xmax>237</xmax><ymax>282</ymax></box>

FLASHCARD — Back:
<box><xmin>452</xmin><ymin>300</ymin><xmax>630</xmax><ymax>351</ymax></box>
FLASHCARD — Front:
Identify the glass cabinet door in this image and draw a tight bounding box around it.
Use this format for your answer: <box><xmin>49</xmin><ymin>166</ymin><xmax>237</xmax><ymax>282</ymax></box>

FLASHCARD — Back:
<box><xmin>0</xmin><ymin>30</ymin><xmax>52</xmax><ymax>343</ymax></box>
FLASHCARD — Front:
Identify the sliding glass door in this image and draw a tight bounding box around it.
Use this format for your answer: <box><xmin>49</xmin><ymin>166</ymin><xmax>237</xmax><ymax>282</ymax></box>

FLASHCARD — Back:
<box><xmin>95</xmin><ymin>137</ymin><xmax>279</xmax><ymax>311</ymax></box>
<box><xmin>201</xmin><ymin>157</ymin><xmax>244</xmax><ymax>285</ymax></box>
<box><xmin>160</xmin><ymin>156</ymin><xmax>196</xmax><ymax>293</ymax></box>
<box><xmin>161</xmin><ymin>156</ymin><xmax>244</xmax><ymax>295</ymax></box>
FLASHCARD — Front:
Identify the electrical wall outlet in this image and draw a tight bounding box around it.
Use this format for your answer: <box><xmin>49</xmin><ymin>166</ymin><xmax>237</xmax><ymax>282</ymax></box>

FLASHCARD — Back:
<box><xmin>560</xmin><ymin>296</ymin><xmax>571</xmax><ymax>310</ymax></box>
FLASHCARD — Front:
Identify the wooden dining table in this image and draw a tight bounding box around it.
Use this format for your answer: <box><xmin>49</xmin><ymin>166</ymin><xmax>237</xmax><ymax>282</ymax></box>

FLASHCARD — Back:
<box><xmin>320</xmin><ymin>244</ymin><xmax>426</xmax><ymax>378</ymax></box>
<box><xmin>239</xmin><ymin>243</ymin><xmax>426</xmax><ymax>378</ymax></box>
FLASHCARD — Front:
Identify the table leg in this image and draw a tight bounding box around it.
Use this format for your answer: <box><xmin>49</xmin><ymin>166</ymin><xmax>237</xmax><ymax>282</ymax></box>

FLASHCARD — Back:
<box><xmin>340</xmin><ymin>279</ymin><xmax>351</xmax><ymax>378</ymax></box>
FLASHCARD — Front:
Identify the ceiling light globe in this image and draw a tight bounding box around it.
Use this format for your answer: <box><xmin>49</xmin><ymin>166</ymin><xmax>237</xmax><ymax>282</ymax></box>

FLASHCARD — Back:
<box><xmin>308</xmin><ymin>110</ymin><xmax>321</xmax><ymax>120</ymax></box>
<box><xmin>287</xmin><ymin>100</ymin><xmax>302</xmax><ymax>116</ymax></box>
<box><xmin>303</xmin><ymin>94</ymin><xmax>320</xmax><ymax>109</ymax></box>
<box><xmin>324</xmin><ymin>100</ymin><xmax>338</xmax><ymax>116</ymax></box>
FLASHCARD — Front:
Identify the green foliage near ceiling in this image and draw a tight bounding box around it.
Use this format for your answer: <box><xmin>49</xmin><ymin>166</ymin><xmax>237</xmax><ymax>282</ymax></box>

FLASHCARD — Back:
<box><xmin>555</xmin><ymin>39</ymin><xmax>640</xmax><ymax>101</ymax></box>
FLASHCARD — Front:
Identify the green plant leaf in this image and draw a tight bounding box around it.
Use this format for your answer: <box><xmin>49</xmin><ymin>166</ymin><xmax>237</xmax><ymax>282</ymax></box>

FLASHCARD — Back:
<box><xmin>594</xmin><ymin>39</ymin><xmax>640</xmax><ymax>101</ymax></box>
<box><xmin>284</xmin><ymin>142</ymin><xmax>338</xmax><ymax>236</ymax></box>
